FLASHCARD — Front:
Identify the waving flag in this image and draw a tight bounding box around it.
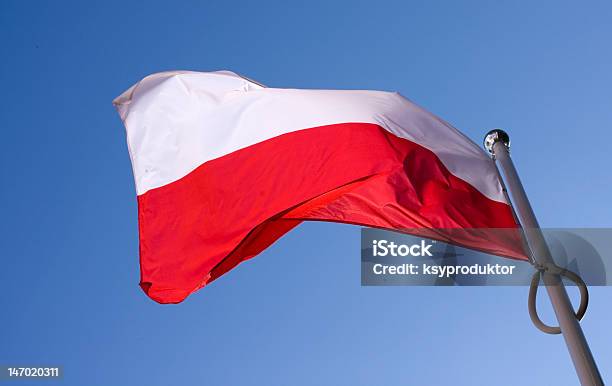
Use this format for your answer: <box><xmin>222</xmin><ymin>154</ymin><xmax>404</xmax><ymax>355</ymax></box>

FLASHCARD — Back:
<box><xmin>114</xmin><ymin>71</ymin><xmax>526</xmax><ymax>303</ymax></box>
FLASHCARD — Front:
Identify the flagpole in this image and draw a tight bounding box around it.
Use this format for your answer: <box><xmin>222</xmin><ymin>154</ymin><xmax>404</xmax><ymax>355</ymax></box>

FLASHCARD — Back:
<box><xmin>484</xmin><ymin>129</ymin><xmax>604</xmax><ymax>386</ymax></box>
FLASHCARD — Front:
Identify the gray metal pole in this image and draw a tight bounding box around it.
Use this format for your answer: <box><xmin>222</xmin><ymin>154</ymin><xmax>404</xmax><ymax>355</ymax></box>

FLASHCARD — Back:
<box><xmin>484</xmin><ymin>129</ymin><xmax>603</xmax><ymax>386</ymax></box>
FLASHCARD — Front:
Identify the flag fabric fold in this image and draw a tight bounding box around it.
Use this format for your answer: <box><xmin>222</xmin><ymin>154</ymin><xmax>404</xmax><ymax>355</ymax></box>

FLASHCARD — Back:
<box><xmin>114</xmin><ymin>70</ymin><xmax>526</xmax><ymax>304</ymax></box>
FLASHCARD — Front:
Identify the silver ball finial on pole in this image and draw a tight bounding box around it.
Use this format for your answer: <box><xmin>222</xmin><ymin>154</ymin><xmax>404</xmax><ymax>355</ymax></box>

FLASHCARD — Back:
<box><xmin>483</xmin><ymin>128</ymin><xmax>510</xmax><ymax>155</ymax></box>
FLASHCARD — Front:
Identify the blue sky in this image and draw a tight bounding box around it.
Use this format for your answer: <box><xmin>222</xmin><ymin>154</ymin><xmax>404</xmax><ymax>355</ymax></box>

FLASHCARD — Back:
<box><xmin>1</xmin><ymin>1</ymin><xmax>611</xmax><ymax>385</ymax></box>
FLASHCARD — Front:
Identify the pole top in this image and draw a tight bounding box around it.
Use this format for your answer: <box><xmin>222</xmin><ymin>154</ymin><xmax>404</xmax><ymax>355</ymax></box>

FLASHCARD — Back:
<box><xmin>483</xmin><ymin>129</ymin><xmax>510</xmax><ymax>155</ymax></box>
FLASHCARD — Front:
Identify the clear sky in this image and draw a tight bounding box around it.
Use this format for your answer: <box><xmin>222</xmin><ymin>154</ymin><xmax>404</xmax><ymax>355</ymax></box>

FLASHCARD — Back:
<box><xmin>1</xmin><ymin>1</ymin><xmax>611</xmax><ymax>385</ymax></box>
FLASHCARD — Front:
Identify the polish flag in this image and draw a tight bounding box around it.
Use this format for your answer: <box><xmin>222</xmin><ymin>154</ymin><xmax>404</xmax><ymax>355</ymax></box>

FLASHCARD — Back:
<box><xmin>114</xmin><ymin>71</ymin><xmax>527</xmax><ymax>303</ymax></box>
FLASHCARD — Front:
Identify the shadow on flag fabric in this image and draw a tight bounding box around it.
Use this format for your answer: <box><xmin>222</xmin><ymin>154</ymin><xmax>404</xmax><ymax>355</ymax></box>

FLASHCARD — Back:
<box><xmin>113</xmin><ymin>71</ymin><xmax>528</xmax><ymax>304</ymax></box>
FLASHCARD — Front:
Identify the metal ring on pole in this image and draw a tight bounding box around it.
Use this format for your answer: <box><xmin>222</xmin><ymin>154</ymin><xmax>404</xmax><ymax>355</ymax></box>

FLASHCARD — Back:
<box><xmin>528</xmin><ymin>264</ymin><xmax>589</xmax><ymax>334</ymax></box>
